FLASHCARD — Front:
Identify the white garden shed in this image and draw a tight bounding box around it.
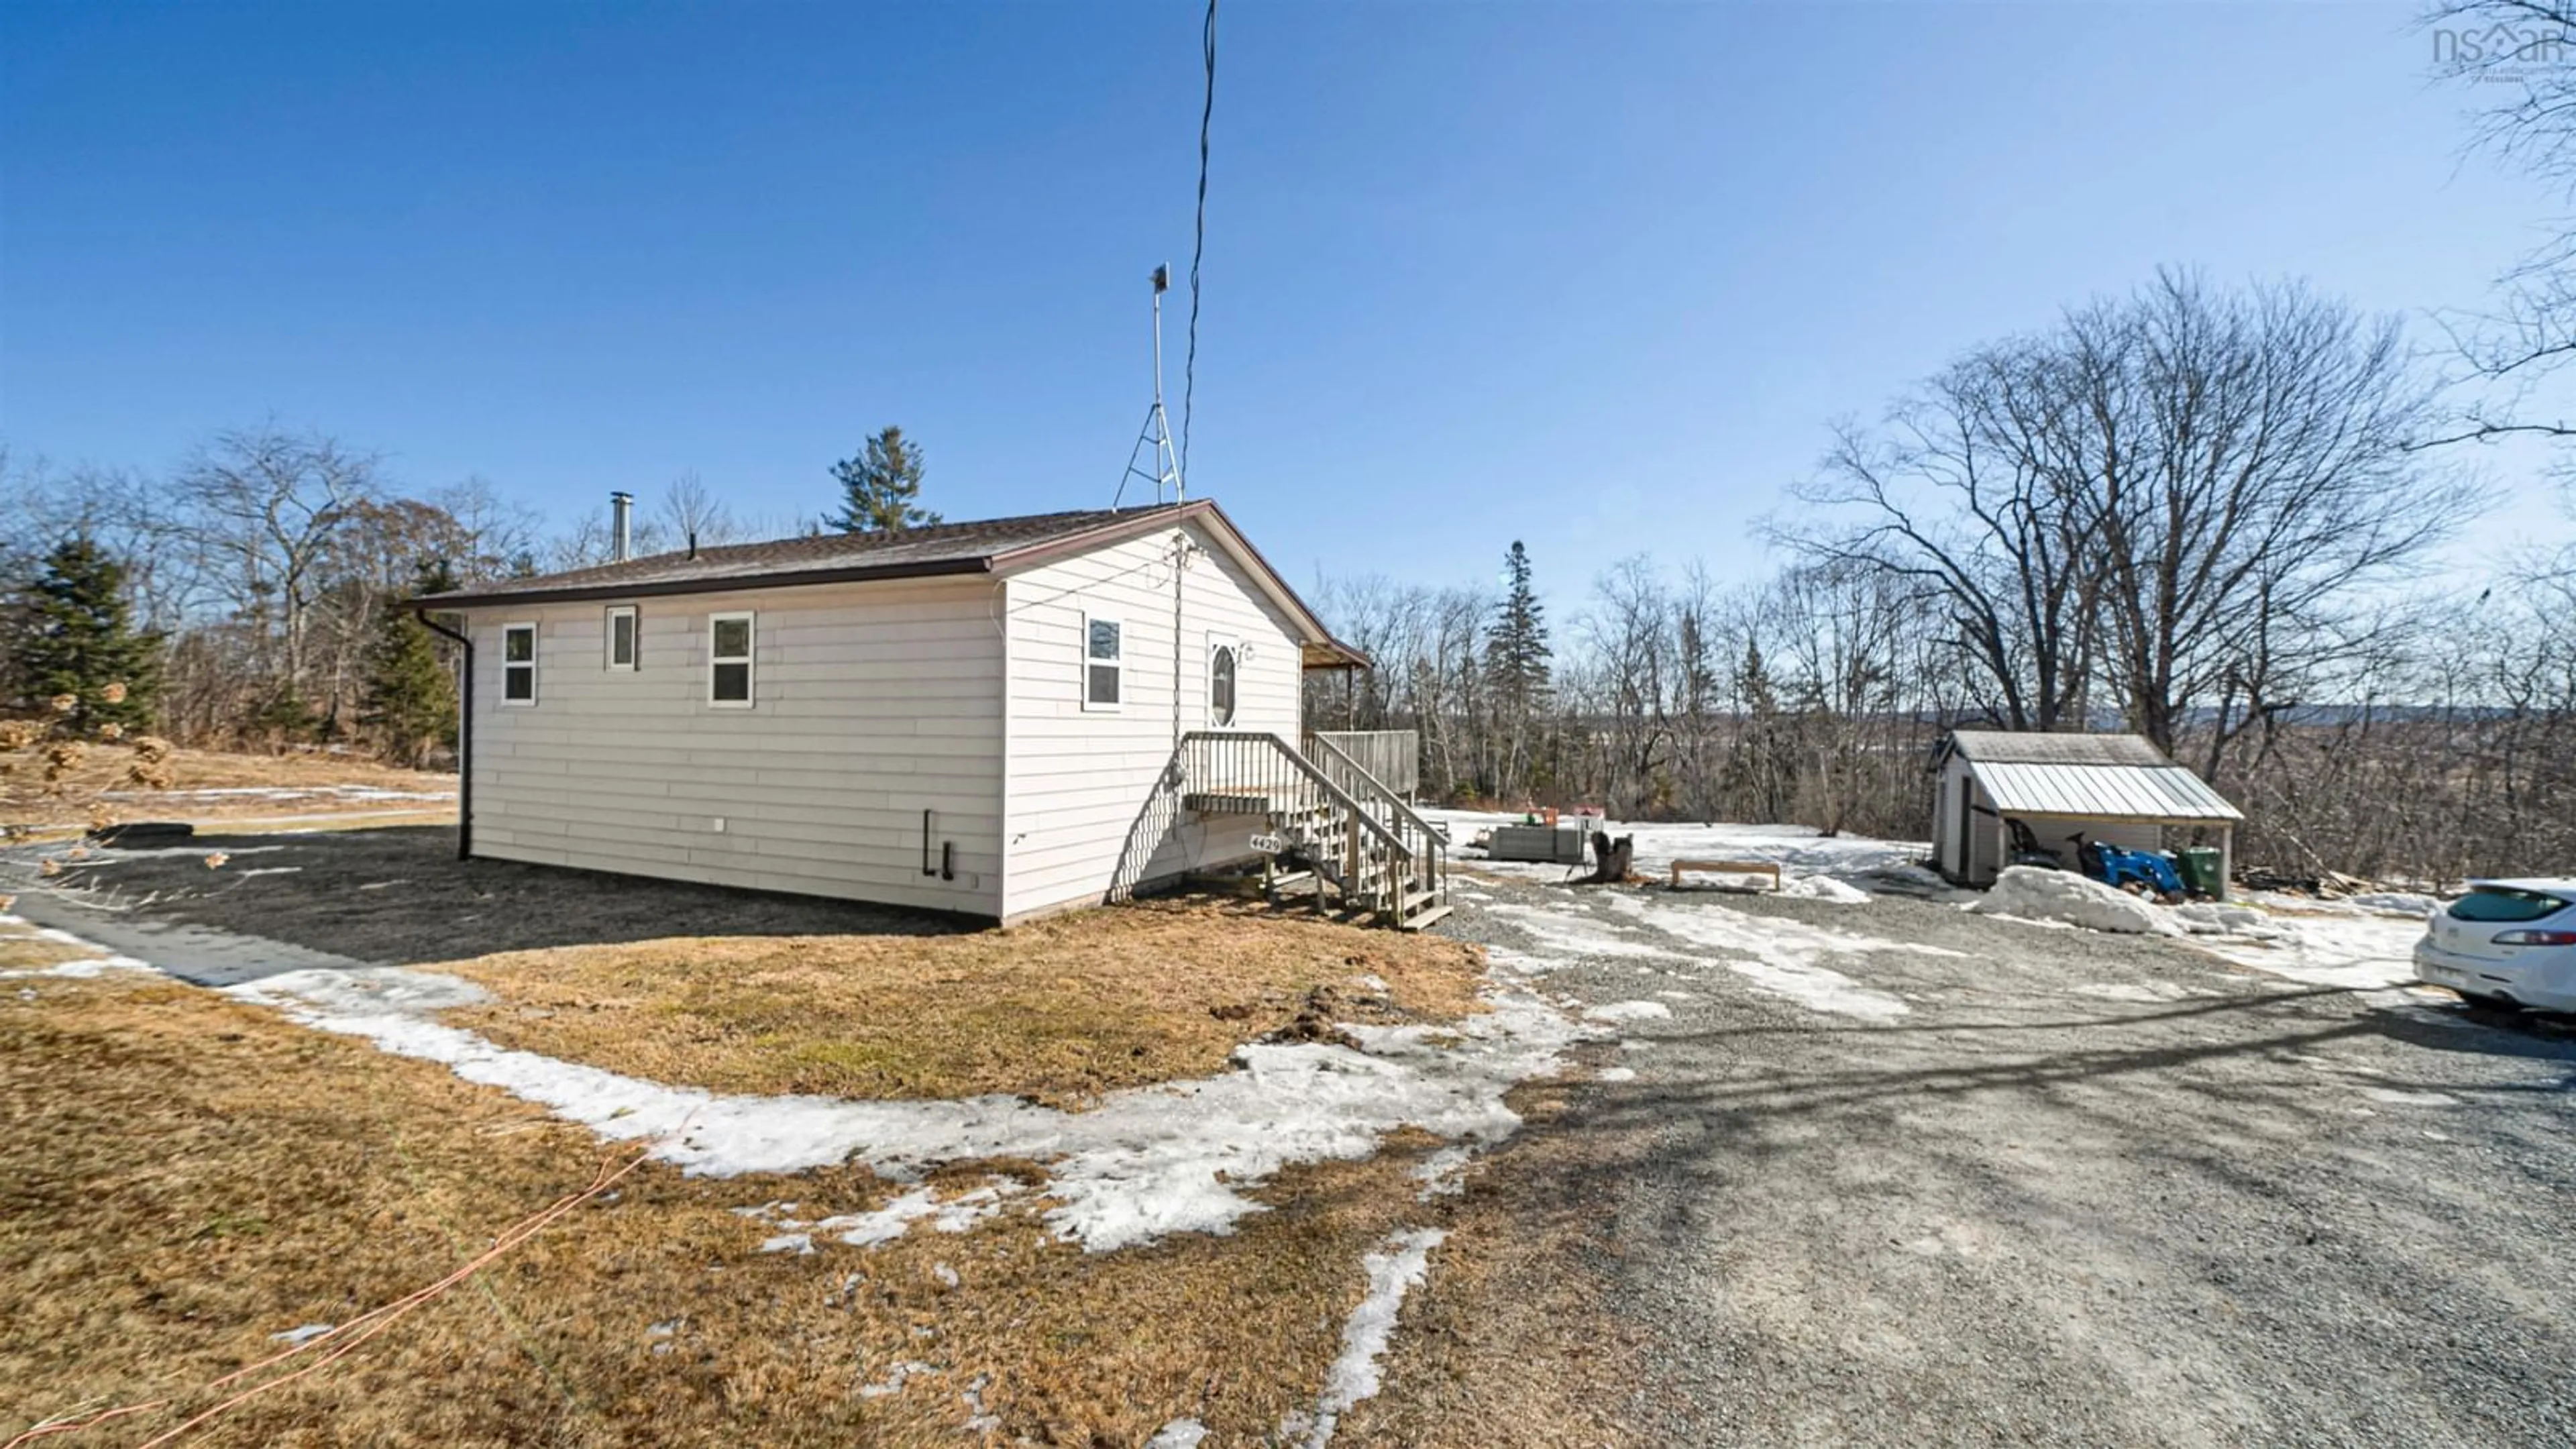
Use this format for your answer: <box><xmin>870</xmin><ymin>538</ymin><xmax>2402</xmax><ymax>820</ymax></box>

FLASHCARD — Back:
<box><xmin>418</xmin><ymin>499</ymin><xmax>1449</xmax><ymax>927</ymax></box>
<box><xmin>1930</xmin><ymin>729</ymin><xmax>2243</xmax><ymax>896</ymax></box>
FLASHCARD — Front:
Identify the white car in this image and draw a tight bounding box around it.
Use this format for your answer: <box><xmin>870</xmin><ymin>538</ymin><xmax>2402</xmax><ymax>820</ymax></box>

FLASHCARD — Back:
<box><xmin>2413</xmin><ymin>878</ymin><xmax>2576</xmax><ymax>1012</ymax></box>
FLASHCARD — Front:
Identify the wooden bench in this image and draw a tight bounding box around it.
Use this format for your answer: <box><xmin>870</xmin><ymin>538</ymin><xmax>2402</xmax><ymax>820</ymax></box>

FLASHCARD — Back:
<box><xmin>1670</xmin><ymin>859</ymin><xmax>1782</xmax><ymax>892</ymax></box>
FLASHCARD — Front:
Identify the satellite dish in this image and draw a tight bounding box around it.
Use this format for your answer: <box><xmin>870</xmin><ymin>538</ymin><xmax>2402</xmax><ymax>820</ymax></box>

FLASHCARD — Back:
<box><xmin>1151</xmin><ymin>264</ymin><xmax>1170</xmax><ymax>294</ymax></box>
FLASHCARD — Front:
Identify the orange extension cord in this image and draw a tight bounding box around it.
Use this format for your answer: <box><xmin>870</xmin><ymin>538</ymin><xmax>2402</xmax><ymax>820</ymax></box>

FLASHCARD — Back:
<box><xmin>3</xmin><ymin>1143</ymin><xmax>655</xmax><ymax>1449</ymax></box>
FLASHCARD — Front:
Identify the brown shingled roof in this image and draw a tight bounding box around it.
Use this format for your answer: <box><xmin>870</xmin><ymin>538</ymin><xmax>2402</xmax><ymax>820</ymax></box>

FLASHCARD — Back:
<box><xmin>421</xmin><ymin>503</ymin><xmax>1189</xmax><ymax>607</ymax></box>
<box><xmin>417</xmin><ymin>498</ymin><xmax>1372</xmax><ymax>669</ymax></box>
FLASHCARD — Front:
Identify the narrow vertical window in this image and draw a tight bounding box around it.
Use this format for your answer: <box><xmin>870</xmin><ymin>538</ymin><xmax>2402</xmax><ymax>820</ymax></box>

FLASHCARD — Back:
<box><xmin>1083</xmin><ymin>614</ymin><xmax>1122</xmax><ymax>710</ymax></box>
<box><xmin>501</xmin><ymin>623</ymin><xmax>537</xmax><ymax>705</ymax></box>
<box><xmin>709</xmin><ymin>612</ymin><xmax>755</xmax><ymax>706</ymax></box>
<box><xmin>606</xmin><ymin>605</ymin><xmax>638</xmax><ymax>669</ymax></box>
<box><xmin>1208</xmin><ymin>638</ymin><xmax>1238</xmax><ymax>727</ymax></box>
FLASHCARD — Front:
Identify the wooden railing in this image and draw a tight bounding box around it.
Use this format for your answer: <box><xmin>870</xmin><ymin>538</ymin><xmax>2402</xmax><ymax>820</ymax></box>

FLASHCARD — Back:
<box><xmin>1309</xmin><ymin>729</ymin><xmax>1419</xmax><ymax>798</ymax></box>
<box><xmin>1180</xmin><ymin>730</ymin><xmax>1447</xmax><ymax>928</ymax></box>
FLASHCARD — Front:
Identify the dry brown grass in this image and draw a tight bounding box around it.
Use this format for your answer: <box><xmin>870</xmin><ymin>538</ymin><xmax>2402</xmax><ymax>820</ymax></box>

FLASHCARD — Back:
<box><xmin>1338</xmin><ymin>1068</ymin><xmax>1661</xmax><ymax>1446</ymax></box>
<box><xmin>1</xmin><ymin>969</ymin><xmax>1518</xmax><ymax>1447</ymax></box>
<box><xmin>439</xmin><ymin>898</ymin><xmax>1488</xmax><ymax>1107</ymax></box>
<box><xmin>0</xmin><ymin>918</ymin><xmax>96</xmax><ymax>972</ymax></box>
<box><xmin>5</xmin><ymin>747</ymin><xmax>455</xmax><ymax>829</ymax></box>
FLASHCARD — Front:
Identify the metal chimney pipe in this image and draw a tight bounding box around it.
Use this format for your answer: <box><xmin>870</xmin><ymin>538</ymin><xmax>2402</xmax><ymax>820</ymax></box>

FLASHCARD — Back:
<box><xmin>609</xmin><ymin>491</ymin><xmax>634</xmax><ymax>562</ymax></box>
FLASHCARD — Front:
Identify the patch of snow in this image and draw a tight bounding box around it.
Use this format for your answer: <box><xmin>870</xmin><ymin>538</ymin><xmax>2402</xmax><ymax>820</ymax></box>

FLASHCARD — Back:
<box><xmin>1146</xmin><ymin>1420</ymin><xmax>1210</xmax><ymax>1449</ymax></box>
<box><xmin>75</xmin><ymin>843</ymin><xmax>286</xmax><ymax>861</ymax></box>
<box><xmin>231</xmin><ymin>866</ymin><xmax>306</xmax><ymax>879</ymax></box>
<box><xmin>802</xmin><ymin>1182</ymin><xmax>1020</xmax><ymax>1249</ymax></box>
<box><xmin>1410</xmin><ymin>1144</ymin><xmax>1474</xmax><ymax>1199</ymax></box>
<box><xmin>240</xmin><ymin>966</ymin><xmax>490</xmax><ymax>1014</ymax></box>
<box><xmin>758</xmin><ymin>1232</ymin><xmax>815</xmax><ymax>1255</ymax></box>
<box><xmin>1775</xmin><ymin>875</ymin><xmax>1872</xmax><ymax>904</ymax></box>
<box><xmin>1583</xmin><ymin>1000</ymin><xmax>1672</xmax><ymax>1023</ymax></box>
<box><xmin>858</xmin><ymin>1360</ymin><xmax>937</xmax><ymax>1398</ymax></box>
<box><xmin>1295</xmin><ymin>1226</ymin><xmax>1446</xmax><ymax>1448</ymax></box>
<box><xmin>1968</xmin><ymin>867</ymin><xmax>2183</xmax><ymax>936</ymax></box>
<box><xmin>1485</xmin><ymin>903</ymin><xmax>1679</xmax><ymax>959</ymax></box>
<box><xmin>932</xmin><ymin>1261</ymin><xmax>960</xmax><ymax>1289</ymax></box>
<box><xmin>226</xmin><ymin>965</ymin><xmax>1601</xmax><ymax>1255</ymax></box>
<box><xmin>1426</xmin><ymin>810</ymin><xmax>1931</xmax><ymax>898</ymax></box>
<box><xmin>2194</xmin><ymin>912</ymin><xmax>2424</xmax><ymax>991</ymax></box>
<box><xmin>269</xmin><ymin>1323</ymin><xmax>335</xmax><ymax>1346</ymax></box>
<box><xmin>0</xmin><ymin>956</ymin><xmax>140</xmax><ymax>980</ymax></box>
<box><xmin>2070</xmin><ymin>981</ymin><xmax>2201</xmax><ymax>1004</ymax></box>
<box><xmin>101</xmin><ymin>785</ymin><xmax>454</xmax><ymax>802</ymax></box>
<box><xmin>0</xmin><ymin>914</ymin><xmax>152</xmax><ymax>979</ymax></box>
<box><xmin>1597</xmin><ymin>1066</ymin><xmax>1638</xmax><ymax>1083</ymax></box>
<box><xmin>1599</xmin><ymin>894</ymin><xmax>1917</xmax><ymax>1023</ymax></box>
<box><xmin>2347</xmin><ymin>892</ymin><xmax>2442</xmax><ymax>920</ymax></box>
<box><xmin>2361</xmin><ymin>1087</ymin><xmax>2459</xmax><ymax>1107</ymax></box>
<box><xmin>2167</xmin><ymin>902</ymin><xmax>2280</xmax><ymax>937</ymax></box>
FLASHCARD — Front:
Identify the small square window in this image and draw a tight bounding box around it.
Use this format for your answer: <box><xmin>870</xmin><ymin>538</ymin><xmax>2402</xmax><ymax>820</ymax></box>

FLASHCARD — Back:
<box><xmin>1083</xmin><ymin>615</ymin><xmax>1122</xmax><ymax>710</ymax></box>
<box><xmin>709</xmin><ymin>612</ymin><xmax>755</xmax><ymax>707</ymax></box>
<box><xmin>501</xmin><ymin>623</ymin><xmax>537</xmax><ymax>705</ymax></box>
<box><xmin>606</xmin><ymin>606</ymin><xmax>638</xmax><ymax>669</ymax></box>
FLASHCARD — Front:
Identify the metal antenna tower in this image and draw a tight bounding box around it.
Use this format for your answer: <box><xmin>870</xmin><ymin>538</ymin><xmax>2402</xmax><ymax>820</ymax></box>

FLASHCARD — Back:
<box><xmin>1113</xmin><ymin>264</ymin><xmax>1185</xmax><ymax>509</ymax></box>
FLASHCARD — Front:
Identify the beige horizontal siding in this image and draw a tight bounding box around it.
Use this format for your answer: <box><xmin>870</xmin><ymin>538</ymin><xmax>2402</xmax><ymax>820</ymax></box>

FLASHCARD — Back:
<box><xmin>998</xmin><ymin>521</ymin><xmax>1306</xmax><ymax>920</ymax></box>
<box><xmin>462</xmin><ymin>576</ymin><xmax>1004</xmax><ymax>916</ymax></box>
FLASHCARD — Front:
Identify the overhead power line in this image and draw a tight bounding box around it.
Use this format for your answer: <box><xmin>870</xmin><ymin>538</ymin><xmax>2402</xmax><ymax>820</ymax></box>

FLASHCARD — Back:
<box><xmin>1179</xmin><ymin>0</ymin><xmax>1216</xmax><ymax>484</ymax></box>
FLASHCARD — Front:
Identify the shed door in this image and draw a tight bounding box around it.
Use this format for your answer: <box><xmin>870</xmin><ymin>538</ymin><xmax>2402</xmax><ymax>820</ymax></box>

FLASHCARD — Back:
<box><xmin>1955</xmin><ymin>775</ymin><xmax>1972</xmax><ymax>876</ymax></box>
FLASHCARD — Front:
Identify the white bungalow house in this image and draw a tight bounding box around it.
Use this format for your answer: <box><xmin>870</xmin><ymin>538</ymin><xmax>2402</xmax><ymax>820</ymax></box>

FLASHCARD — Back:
<box><xmin>418</xmin><ymin>500</ymin><xmax>1448</xmax><ymax>928</ymax></box>
<box><xmin>1930</xmin><ymin>729</ymin><xmax>2243</xmax><ymax>896</ymax></box>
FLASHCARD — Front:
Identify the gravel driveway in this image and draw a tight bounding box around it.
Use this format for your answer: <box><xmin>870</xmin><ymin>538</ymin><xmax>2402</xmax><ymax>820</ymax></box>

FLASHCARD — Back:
<box><xmin>1442</xmin><ymin>873</ymin><xmax>2576</xmax><ymax>1447</ymax></box>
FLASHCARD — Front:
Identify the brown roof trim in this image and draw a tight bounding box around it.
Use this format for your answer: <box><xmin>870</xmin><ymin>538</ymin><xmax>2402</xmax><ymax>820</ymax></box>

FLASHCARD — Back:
<box><xmin>983</xmin><ymin>498</ymin><xmax>1222</xmax><ymax>573</ymax></box>
<box><xmin>981</xmin><ymin>498</ymin><xmax>1348</xmax><ymax>655</ymax></box>
<box><xmin>1301</xmin><ymin>638</ymin><xmax>1373</xmax><ymax>671</ymax></box>
<box><xmin>417</xmin><ymin>555</ymin><xmax>996</xmax><ymax>610</ymax></box>
<box><xmin>420</xmin><ymin>497</ymin><xmax>1364</xmax><ymax>663</ymax></box>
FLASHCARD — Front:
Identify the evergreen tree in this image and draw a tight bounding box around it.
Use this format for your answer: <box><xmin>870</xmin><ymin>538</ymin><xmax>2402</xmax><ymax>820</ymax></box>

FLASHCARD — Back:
<box><xmin>1728</xmin><ymin>639</ymin><xmax>1796</xmax><ymax>822</ymax></box>
<box><xmin>826</xmin><ymin>427</ymin><xmax>941</xmax><ymax>533</ymax></box>
<box><xmin>1483</xmin><ymin>540</ymin><xmax>1552</xmax><ymax>711</ymax></box>
<box><xmin>9</xmin><ymin>536</ymin><xmax>159</xmax><ymax>733</ymax></box>
<box><xmin>361</xmin><ymin>560</ymin><xmax>460</xmax><ymax>766</ymax></box>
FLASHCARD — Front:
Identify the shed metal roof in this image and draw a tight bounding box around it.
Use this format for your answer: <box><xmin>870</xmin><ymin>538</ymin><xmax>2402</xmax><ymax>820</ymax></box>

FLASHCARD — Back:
<box><xmin>1945</xmin><ymin>729</ymin><xmax>2171</xmax><ymax>767</ymax></box>
<box><xmin>1970</xmin><ymin>760</ymin><xmax>2243</xmax><ymax>822</ymax></box>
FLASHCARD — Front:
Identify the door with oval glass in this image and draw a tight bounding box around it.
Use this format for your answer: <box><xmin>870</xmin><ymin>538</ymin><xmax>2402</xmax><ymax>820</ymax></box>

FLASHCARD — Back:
<box><xmin>1206</xmin><ymin>634</ymin><xmax>1242</xmax><ymax>729</ymax></box>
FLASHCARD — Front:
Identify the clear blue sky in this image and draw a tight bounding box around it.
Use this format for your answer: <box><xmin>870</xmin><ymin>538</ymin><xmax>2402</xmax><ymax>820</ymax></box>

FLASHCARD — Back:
<box><xmin>2</xmin><ymin>1</ymin><xmax>2559</xmax><ymax>602</ymax></box>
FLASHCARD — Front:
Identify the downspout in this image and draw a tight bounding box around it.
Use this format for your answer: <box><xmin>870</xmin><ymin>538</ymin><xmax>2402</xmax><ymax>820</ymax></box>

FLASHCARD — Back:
<box><xmin>416</xmin><ymin>608</ymin><xmax>474</xmax><ymax>861</ymax></box>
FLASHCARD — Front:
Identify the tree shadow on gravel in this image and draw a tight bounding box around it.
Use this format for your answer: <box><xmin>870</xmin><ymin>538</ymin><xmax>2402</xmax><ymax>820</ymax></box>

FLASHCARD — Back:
<box><xmin>1623</xmin><ymin>998</ymin><xmax>2565</xmax><ymax>1122</ymax></box>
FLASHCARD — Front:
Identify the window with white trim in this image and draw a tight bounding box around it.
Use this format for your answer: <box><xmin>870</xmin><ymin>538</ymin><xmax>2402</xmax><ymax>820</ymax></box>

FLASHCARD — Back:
<box><xmin>708</xmin><ymin>612</ymin><xmax>755</xmax><ymax>706</ymax></box>
<box><xmin>605</xmin><ymin>605</ymin><xmax>638</xmax><ymax>669</ymax></box>
<box><xmin>1083</xmin><ymin>614</ymin><xmax>1122</xmax><ymax>710</ymax></box>
<box><xmin>501</xmin><ymin>623</ymin><xmax>537</xmax><ymax>705</ymax></box>
<box><xmin>1208</xmin><ymin>636</ymin><xmax>1239</xmax><ymax>727</ymax></box>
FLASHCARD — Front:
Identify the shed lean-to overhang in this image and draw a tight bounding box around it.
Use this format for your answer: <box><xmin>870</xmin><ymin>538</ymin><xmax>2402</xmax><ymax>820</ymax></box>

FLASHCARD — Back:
<box><xmin>1935</xmin><ymin>729</ymin><xmax>2245</xmax><ymax>824</ymax></box>
<box><xmin>415</xmin><ymin>498</ymin><xmax>1370</xmax><ymax>669</ymax></box>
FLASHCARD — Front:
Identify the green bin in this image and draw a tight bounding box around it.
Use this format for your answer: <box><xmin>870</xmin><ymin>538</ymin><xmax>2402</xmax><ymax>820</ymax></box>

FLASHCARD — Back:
<box><xmin>2177</xmin><ymin>846</ymin><xmax>2224</xmax><ymax>898</ymax></box>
